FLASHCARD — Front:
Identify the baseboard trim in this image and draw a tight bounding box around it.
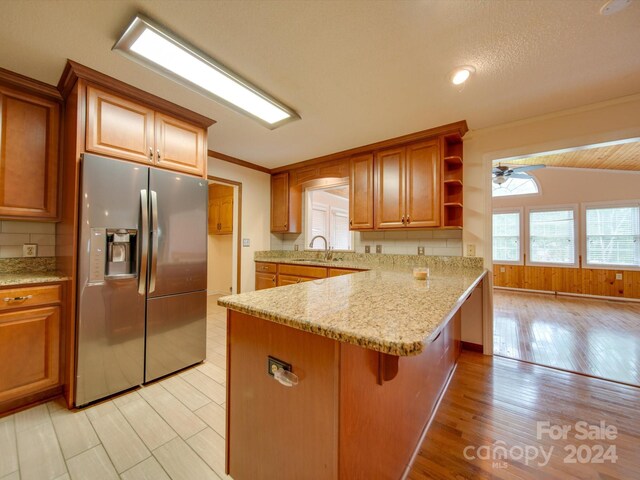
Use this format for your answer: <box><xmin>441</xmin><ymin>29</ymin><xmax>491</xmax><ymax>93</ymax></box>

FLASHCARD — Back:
<box><xmin>494</xmin><ymin>286</ymin><xmax>640</xmax><ymax>303</ymax></box>
<box><xmin>461</xmin><ymin>341</ymin><xmax>483</xmax><ymax>353</ymax></box>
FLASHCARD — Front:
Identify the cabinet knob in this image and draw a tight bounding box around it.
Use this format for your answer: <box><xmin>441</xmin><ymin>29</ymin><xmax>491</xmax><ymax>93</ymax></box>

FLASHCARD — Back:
<box><xmin>157</xmin><ymin>149</ymin><xmax>161</xmax><ymax>160</ymax></box>
<box><xmin>296</xmin><ymin>278</ymin><xmax>301</xmax><ymax>283</ymax></box>
<box><xmin>401</xmin><ymin>215</ymin><xmax>405</xmax><ymax>225</ymax></box>
<box><xmin>272</xmin><ymin>276</ymin><xmax>276</xmax><ymax>283</ymax></box>
<box><xmin>407</xmin><ymin>215</ymin><xmax>411</xmax><ymax>224</ymax></box>
<box><xmin>149</xmin><ymin>147</ymin><xmax>153</xmax><ymax>160</ymax></box>
<box><xmin>349</xmin><ymin>219</ymin><xmax>353</xmax><ymax>227</ymax></box>
<box><xmin>284</xmin><ymin>223</ymin><xmax>288</xmax><ymax>229</ymax></box>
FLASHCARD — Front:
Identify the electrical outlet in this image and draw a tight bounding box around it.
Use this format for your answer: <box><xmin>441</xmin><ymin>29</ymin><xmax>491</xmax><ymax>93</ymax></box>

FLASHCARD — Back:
<box><xmin>376</xmin><ymin>245</ymin><xmax>382</xmax><ymax>254</ymax></box>
<box><xmin>23</xmin><ymin>244</ymin><xmax>37</xmax><ymax>257</ymax></box>
<box><xmin>466</xmin><ymin>244</ymin><xmax>476</xmax><ymax>257</ymax></box>
<box><xmin>417</xmin><ymin>246</ymin><xmax>425</xmax><ymax>255</ymax></box>
<box><xmin>615</xmin><ymin>273</ymin><xmax>623</xmax><ymax>280</ymax></box>
<box><xmin>500</xmin><ymin>266</ymin><xmax>506</xmax><ymax>273</ymax></box>
<box><xmin>242</xmin><ymin>238</ymin><xmax>250</xmax><ymax>247</ymax></box>
<box><xmin>364</xmin><ymin>245</ymin><xmax>371</xmax><ymax>253</ymax></box>
<box><xmin>294</xmin><ymin>244</ymin><xmax>299</xmax><ymax>251</ymax></box>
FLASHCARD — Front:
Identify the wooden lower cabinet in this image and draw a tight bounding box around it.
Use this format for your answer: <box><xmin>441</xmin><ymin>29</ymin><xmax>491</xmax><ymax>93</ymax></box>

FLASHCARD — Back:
<box><xmin>255</xmin><ymin>272</ymin><xmax>277</xmax><ymax>291</ymax></box>
<box><xmin>227</xmin><ymin>310</ymin><xmax>461</xmax><ymax>479</ymax></box>
<box><xmin>0</xmin><ymin>283</ymin><xmax>64</xmax><ymax>412</ymax></box>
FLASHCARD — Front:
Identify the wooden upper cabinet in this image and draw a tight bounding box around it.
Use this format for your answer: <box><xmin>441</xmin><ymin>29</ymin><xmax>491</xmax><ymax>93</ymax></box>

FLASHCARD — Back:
<box><xmin>0</xmin><ymin>86</ymin><xmax>60</xmax><ymax>220</ymax></box>
<box><xmin>155</xmin><ymin>113</ymin><xmax>206</xmax><ymax>176</ymax></box>
<box><xmin>375</xmin><ymin>147</ymin><xmax>406</xmax><ymax>229</ymax></box>
<box><xmin>86</xmin><ymin>85</ymin><xmax>154</xmax><ymax>165</ymax></box>
<box><xmin>349</xmin><ymin>153</ymin><xmax>374</xmax><ymax>230</ymax></box>
<box><xmin>405</xmin><ymin>140</ymin><xmax>440</xmax><ymax>228</ymax></box>
<box><xmin>208</xmin><ymin>183</ymin><xmax>233</xmax><ymax>235</ymax></box>
<box><xmin>374</xmin><ymin>141</ymin><xmax>441</xmax><ymax>230</ymax></box>
<box><xmin>269</xmin><ymin>171</ymin><xmax>303</xmax><ymax>234</ymax></box>
<box><xmin>86</xmin><ymin>85</ymin><xmax>207</xmax><ymax>176</ymax></box>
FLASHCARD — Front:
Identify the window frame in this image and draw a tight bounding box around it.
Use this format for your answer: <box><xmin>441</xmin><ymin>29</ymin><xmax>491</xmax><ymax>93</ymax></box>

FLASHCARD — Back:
<box><xmin>526</xmin><ymin>204</ymin><xmax>579</xmax><ymax>268</ymax></box>
<box><xmin>492</xmin><ymin>207</ymin><xmax>524</xmax><ymax>265</ymax></box>
<box><xmin>304</xmin><ymin>185</ymin><xmax>355</xmax><ymax>252</ymax></box>
<box><xmin>491</xmin><ymin>173</ymin><xmax>542</xmax><ymax>198</ymax></box>
<box><xmin>581</xmin><ymin>200</ymin><xmax>640</xmax><ymax>271</ymax></box>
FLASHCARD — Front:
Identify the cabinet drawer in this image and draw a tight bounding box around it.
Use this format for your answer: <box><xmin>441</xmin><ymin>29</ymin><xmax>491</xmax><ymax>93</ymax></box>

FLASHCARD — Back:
<box><xmin>277</xmin><ymin>274</ymin><xmax>318</xmax><ymax>287</ymax></box>
<box><xmin>255</xmin><ymin>262</ymin><xmax>277</xmax><ymax>274</ymax></box>
<box><xmin>0</xmin><ymin>284</ymin><xmax>62</xmax><ymax>312</ymax></box>
<box><xmin>329</xmin><ymin>268</ymin><xmax>363</xmax><ymax>277</ymax></box>
<box><xmin>278</xmin><ymin>264</ymin><xmax>327</xmax><ymax>279</ymax></box>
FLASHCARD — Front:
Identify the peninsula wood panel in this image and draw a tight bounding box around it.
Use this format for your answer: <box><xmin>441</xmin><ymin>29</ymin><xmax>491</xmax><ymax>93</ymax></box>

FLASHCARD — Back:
<box><xmin>405</xmin><ymin>140</ymin><xmax>440</xmax><ymax>228</ymax></box>
<box><xmin>328</xmin><ymin>268</ymin><xmax>364</xmax><ymax>277</ymax></box>
<box><xmin>375</xmin><ymin>147</ymin><xmax>406</xmax><ymax>229</ymax></box>
<box><xmin>349</xmin><ymin>153</ymin><xmax>374</xmax><ymax>230</ymax></box>
<box><xmin>86</xmin><ymin>85</ymin><xmax>155</xmax><ymax>165</ymax></box>
<box><xmin>227</xmin><ymin>311</ymin><xmax>339</xmax><ymax>480</ymax></box>
<box><xmin>0</xmin><ymin>86</ymin><xmax>60</xmax><ymax>220</ymax></box>
<box><xmin>154</xmin><ymin>112</ymin><xmax>206</xmax><ymax>176</ymax></box>
<box><xmin>493</xmin><ymin>264</ymin><xmax>640</xmax><ymax>299</ymax></box>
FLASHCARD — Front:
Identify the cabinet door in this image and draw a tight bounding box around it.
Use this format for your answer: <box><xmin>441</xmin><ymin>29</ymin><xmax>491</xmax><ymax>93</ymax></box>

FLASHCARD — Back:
<box><xmin>219</xmin><ymin>194</ymin><xmax>234</xmax><ymax>234</ymax></box>
<box><xmin>349</xmin><ymin>153</ymin><xmax>374</xmax><ymax>230</ymax></box>
<box><xmin>155</xmin><ymin>113</ymin><xmax>206</xmax><ymax>176</ymax></box>
<box><xmin>375</xmin><ymin>147</ymin><xmax>406</xmax><ymax>229</ymax></box>
<box><xmin>255</xmin><ymin>273</ymin><xmax>277</xmax><ymax>290</ymax></box>
<box><xmin>0</xmin><ymin>306</ymin><xmax>60</xmax><ymax>403</ymax></box>
<box><xmin>86</xmin><ymin>85</ymin><xmax>154</xmax><ymax>164</ymax></box>
<box><xmin>271</xmin><ymin>172</ymin><xmax>290</xmax><ymax>232</ymax></box>
<box><xmin>0</xmin><ymin>87</ymin><xmax>59</xmax><ymax>220</ymax></box>
<box><xmin>405</xmin><ymin>140</ymin><xmax>440</xmax><ymax>228</ymax></box>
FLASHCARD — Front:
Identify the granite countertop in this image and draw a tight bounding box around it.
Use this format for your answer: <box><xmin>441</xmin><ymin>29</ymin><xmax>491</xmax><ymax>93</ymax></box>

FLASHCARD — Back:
<box><xmin>0</xmin><ymin>272</ymin><xmax>70</xmax><ymax>287</ymax></box>
<box><xmin>219</xmin><ymin>257</ymin><xmax>486</xmax><ymax>356</ymax></box>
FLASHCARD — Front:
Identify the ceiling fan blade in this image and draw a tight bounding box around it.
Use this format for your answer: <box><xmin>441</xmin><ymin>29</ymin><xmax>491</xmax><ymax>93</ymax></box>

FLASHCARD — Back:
<box><xmin>508</xmin><ymin>172</ymin><xmax>534</xmax><ymax>179</ymax></box>
<box><xmin>511</xmin><ymin>164</ymin><xmax>545</xmax><ymax>172</ymax></box>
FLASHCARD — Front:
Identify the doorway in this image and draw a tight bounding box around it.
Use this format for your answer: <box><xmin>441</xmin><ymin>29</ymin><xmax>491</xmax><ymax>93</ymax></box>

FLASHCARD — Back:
<box><xmin>207</xmin><ymin>177</ymin><xmax>242</xmax><ymax>299</ymax></box>
<box><xmin>490</xmin><ymin>139</ymin><xmax>640</xmax><ymax>386</ymax></box>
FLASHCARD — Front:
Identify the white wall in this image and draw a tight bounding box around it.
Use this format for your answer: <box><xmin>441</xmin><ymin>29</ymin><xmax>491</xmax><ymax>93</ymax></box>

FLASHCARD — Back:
<box><xmin>463</xmin><ymin>93</ymin><xmax>640</xmax><ymax>266</ymax></box>
<box><xmin>207</xmin><ymin>156</ymin><xmax>271</xmax><ymax>293</ymax></box>
<box><xmin>493</xmin><ymin>168</ymin><xmax>640</xmax><ymax>209</ymax></box>
<box><xmin>207</xmin><ymin>234</ymin><xmax>233</xmax><ymax>295</ymax></box>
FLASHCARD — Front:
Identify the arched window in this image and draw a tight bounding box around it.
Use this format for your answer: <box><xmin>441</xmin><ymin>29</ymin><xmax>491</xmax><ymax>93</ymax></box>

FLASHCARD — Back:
<box><xmin>492</xmin><ymin>175</ymin><xmax>539</xmax><ymax>197</ymax></box>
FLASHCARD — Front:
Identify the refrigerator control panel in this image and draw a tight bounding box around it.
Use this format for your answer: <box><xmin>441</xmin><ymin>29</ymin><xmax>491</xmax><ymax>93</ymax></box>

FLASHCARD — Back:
<box><xmin>89</xmin><ymin>228</ymin><xmax>106</xmax><ymax>284</ymax></box>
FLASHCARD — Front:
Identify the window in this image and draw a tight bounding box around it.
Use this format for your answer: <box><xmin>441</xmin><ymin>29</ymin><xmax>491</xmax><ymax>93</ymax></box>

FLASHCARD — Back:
<box><xmin>306</xmin><ymin>186</ymin><xmax>353</xmax><ymax>251</ymax></box>
<box><xmin>493</xmin><ymin>211</ymin><xmax>521</xmax><ymax>263</ymax></box>
<box><xmin>529</xmin><ymin>209</ymin><xmax>576</xmax><ymax>265</ymax></box>
<box><xmin>585</xmin><ymin>205</ymin><xmax>640</xmax><ymax>267</ymax></box>
<box><xmin>492</xmin><ymin>176</ymin><xmax>539</xmax><ymax>197</ymax></box>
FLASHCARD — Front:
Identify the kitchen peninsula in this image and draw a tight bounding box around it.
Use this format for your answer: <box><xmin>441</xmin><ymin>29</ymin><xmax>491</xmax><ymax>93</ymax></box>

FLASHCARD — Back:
<box><xmin>219</xmin><ymin>253</ymin><xmax>486</xmax><ymax>479</ymax></box>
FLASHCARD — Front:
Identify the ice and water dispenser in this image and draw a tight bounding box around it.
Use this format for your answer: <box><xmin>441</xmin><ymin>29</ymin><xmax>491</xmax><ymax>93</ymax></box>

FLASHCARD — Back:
<box><xmin>89</xmin><ymin>228</ymin><xmax>138</xmax><ymax>283</ymax></box>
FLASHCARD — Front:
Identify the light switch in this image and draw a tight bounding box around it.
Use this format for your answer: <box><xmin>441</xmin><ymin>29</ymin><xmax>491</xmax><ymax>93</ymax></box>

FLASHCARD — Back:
<box><xmin>376</xmin><ymin>245</ymin><xmax>382</xmax><ymax>254</ymax></box>
<box><xmin>364</xmin><ymin>245</ymin><xmax>371</xmax><ymax>253</ymax></box>
<box><xmin>242</xmin><ymin>238</ymin><xmax>250</xmax><ymax>247</ymax></box>
<box><xmin>500</xmin><ymin>267</ymin><xmax>506</xmax><ymax>273</ymax></box>
<box><xmin>615</xmin><ymin>273</ymin><xmax>623</xmax><ymax>280</ymax></box>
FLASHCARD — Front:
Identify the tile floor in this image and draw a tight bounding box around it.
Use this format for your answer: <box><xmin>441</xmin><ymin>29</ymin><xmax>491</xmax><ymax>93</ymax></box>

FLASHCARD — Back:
<box><xmin>0</xmin><ymin>295</ymin><xmax>230</xmax><ymax>480</ymax></box>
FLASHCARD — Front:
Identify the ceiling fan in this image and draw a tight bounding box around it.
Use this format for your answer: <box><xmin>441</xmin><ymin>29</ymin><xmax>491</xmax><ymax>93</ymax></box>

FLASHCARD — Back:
<box><xmin>492</xmin><ymin>164</ymin><xmax>545</xmax><ymax>185</ymax></box>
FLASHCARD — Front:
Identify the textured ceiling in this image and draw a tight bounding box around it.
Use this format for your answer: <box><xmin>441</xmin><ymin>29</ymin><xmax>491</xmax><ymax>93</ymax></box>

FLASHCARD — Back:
<box><xmin>1</xmin><ymin>0</ymin><xmax>639</xmax><ymax>168</ymax></box>
<box><xmin>495</xmin><ymin>140</ymin><xmax>640</xmax><ymax>171</ymax></box>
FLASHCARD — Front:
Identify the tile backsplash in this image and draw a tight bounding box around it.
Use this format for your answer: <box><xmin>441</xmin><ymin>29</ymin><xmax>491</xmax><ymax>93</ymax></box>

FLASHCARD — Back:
<box><xmin>0</xmin><ymin>221</ymin><xmax>56</xmax><ymax>258</ymax></box>
<box><xmin>271</xmin><ymin>229</ymin><xmax>462</xmax><ymax>256</ymax></box>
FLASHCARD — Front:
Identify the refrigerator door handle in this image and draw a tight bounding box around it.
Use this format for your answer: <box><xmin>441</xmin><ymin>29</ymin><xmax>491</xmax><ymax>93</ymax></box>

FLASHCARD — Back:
<box><xmin>149</xmin><ymin>190</ymin><xmax>159</xmax><ymax>293</ymax></box>
<box><xmin>138</xmin><ymin>189</ymin><xmax>149</xmax><ymax>295</ymax></box>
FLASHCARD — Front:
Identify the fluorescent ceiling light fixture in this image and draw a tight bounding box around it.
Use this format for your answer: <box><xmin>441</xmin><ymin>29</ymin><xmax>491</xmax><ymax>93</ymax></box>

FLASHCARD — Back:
<box><xmin>449</xmin><ymin>66</ymin><xmax>475</xmax><ymax>86</ymax></box>
<box><xmin>113</xmin><ymin>15</ymin><xmax>299</xmax><ymax>129</ymax></box>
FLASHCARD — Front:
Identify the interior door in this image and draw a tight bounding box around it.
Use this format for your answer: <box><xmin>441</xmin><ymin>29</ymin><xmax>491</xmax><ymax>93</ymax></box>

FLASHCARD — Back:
<box><xmin>148</xmin><ymin>167</ymin><xmax>208</xmax><ymax>298</ymax></box>
<box><xmin>375</xmin><ymin>147</ymin><xmax>405</xmax><ymax>229</ymax></box>
<box><xmin>405</xmin><ymin>140</ymin><xmax>441</xmax><ymax>228</ymax></box>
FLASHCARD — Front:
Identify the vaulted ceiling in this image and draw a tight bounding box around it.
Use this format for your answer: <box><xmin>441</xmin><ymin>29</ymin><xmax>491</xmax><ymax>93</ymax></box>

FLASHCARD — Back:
<box><xmin>495</xmin><ymin>140</ymin><xmax>640</xmax><ymax>171</ymax></box>
<box><xmin>1</xmin><ymin>0</ymin><xmax>639</xmax><ymax>168</ymax></box>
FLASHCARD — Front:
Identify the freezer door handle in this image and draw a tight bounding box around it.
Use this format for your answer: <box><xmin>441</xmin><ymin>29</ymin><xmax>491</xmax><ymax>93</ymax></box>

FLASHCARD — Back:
<box><xmin>149</xmin><ymin>190</ymin><xmax>159</xmax><ymax>293</ymax></box>
<box><xmin>138</xmin><ymin>190</ymin><xmax>149</xmax><ymax>295</ymax></box>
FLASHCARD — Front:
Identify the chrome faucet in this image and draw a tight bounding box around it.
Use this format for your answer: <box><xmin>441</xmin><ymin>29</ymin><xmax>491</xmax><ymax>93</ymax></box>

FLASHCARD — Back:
<box><xmin>309</xmin><ymin>235</ymin><xmax>332</xmax><ymax>260</ymax></box>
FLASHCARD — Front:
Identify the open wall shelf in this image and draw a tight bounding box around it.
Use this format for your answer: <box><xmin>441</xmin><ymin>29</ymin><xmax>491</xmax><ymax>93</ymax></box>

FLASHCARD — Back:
<box><xmin>442</xmin><ymin>134</ymin><xmax>463</xmax><ymax>228</ymax></box>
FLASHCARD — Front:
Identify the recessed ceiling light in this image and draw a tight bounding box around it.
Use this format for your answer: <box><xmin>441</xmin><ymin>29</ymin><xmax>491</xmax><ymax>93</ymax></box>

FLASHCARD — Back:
<box><xmin>450</xmin><ymin>66</ymin><xmax>475</xmax><ymax>86</ymax></box>
<box><xmin>113</xmin><ymin>15</ymin><xmax>300</xmax><ymax>129</ymax></box>
<box><xmin>600</xmin><ymin>0</ymin><xmax>632</xmax><ymax>15</ymax></box>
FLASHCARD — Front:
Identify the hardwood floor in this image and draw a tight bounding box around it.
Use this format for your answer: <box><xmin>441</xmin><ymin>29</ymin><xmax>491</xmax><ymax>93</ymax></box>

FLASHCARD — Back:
<box><xmin>494</xmin><ymin>289</ymin><xmax>640</xmax><ymax>386</ymax></box>
<box><xmin>409</xmin><ymin>351</ymin><xmax>640</xmax><ymax>480</ymax></box>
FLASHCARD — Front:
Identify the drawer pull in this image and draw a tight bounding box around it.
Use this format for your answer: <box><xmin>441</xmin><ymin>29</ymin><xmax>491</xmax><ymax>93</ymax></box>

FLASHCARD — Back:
<box><xmin>273</xmin><ymin>367</ymin><xmax>299</xmax><ymax>387</ymax></box>
<box><xmin>4</xmin><ymin>295</ymin><xmax>33</xmax><ymax>302</ymax></box>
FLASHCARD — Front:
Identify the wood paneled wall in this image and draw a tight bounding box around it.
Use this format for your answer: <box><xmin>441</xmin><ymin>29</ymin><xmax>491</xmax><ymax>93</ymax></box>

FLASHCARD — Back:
<box><xmin>493</xmin><ymin>265</ymin><xmax>640</xmax><ymax>299</ymax></box>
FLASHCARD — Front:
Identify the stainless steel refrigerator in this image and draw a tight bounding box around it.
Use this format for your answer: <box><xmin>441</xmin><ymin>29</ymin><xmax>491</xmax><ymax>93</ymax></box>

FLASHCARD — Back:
<box><xmin>75</xmin><ymin>153</ymin><xmax>208</xmax><ymax>406</ymax></box>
